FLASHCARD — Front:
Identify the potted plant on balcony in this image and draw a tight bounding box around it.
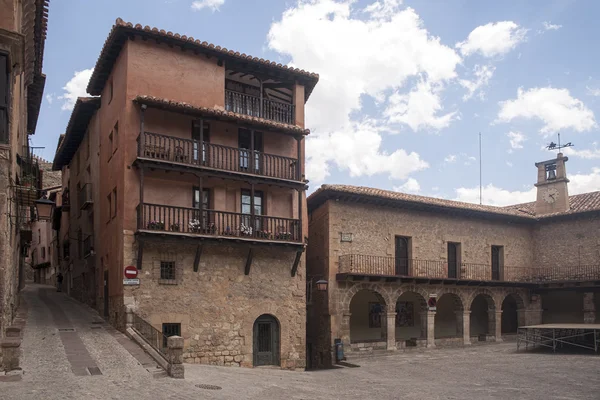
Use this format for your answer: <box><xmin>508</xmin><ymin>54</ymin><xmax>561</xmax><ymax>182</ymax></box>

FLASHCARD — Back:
<box><xmin>276</xmin><ymin>231</ymin><xmax>292</xmax><ymax>241</ymax></box>
<box><xmin>170</xmin><ymin>223</ymin><xmax>180</xmax><ymax>232</ymax></box>
<box><xmin>240</xmin><ymin>224</ymin><xmax>253</xmax><ymax>236</ymax></box>
<box><xmin>147</xmin><ymin>220</ymin><xmax>165</xmax><ymax>230</ymax></box>
<box><xmin>256</xmin><ymin>230</ymin><xmax>272</xmax><ymax>239</ymax></box>
<box><xmin>21</xmin><ymin>175</ymin><xmax>37</xmax><ymax>188</ymax></box>
<box><xmin>189</xmin><ymin>219</ymin><xmax>201</xmax><ymax>233</ymax></box>
<box><xmin>223</xmin><ymin>226</ymin><xmax>233</xmax><ymax>236</ymax></box>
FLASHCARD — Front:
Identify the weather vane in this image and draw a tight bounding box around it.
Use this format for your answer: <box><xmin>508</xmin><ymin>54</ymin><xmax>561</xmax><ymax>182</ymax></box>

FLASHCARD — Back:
<box><xmin>546</xmin><ymin>133</ymin><xmax>574</xmax><ymax>153</ymax></box>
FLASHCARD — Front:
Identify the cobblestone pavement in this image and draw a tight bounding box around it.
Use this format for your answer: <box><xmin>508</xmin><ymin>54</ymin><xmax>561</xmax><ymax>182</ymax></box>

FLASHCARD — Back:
<box><xmin>3</xmin><ymin>285</ymin><xmax>600</xmax><ymax>399</ymax></box>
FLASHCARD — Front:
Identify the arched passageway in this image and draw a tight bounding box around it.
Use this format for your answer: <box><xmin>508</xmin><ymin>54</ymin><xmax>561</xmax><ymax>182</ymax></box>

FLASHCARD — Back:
<box><xmin>470</xmin><ymin>294</ymin><xmax>495</xmax><ymax>339</ymax></box>
<box><xmin>434</xmin><ymin>293</ymin><xmax>464</xmax><ymax>339</ymax></box>
<box><xmin>349</xmin><ymin>289</ymin><xmax>387</xmax><ymax>344</ymax></box>
<box><xmin>395</xmin><ymin>291</ymin><xmax>427</xmax><ymax>341</ymax></box>
<box><xmin>501</xmin><ymin>294</ymin><xmax>521</xmax><ymax>334</ymax></box>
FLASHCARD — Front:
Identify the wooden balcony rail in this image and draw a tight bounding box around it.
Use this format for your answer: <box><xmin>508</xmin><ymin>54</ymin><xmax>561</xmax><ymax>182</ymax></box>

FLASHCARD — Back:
<box><xmin>138</xmin><ymin>203</ymin><xmax>301</xmax><ymax>243</ymax></box>
<box><xmin>138</xmin><ymin>132</ymin><xmax>301</xmax><ymax>181</ymax></box>
<box><xmin>336</xmin><ymin>254</ymin><xmax>597</xmax><ymax>283</ymax></box>
<box><xmin>78</xmin><ymin>183</ymin><xmax>93</xmax><ymax>210</ymax></box>
<box><xmin>224</xmin><ymin>89</ymin><xmax>295</xmax><ymax>125</ymax></box>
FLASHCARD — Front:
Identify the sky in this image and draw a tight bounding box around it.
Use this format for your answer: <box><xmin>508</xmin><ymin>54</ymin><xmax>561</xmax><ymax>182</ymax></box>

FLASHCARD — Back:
<box><xmin>34</xmin><ymin>0</ymin><xmax>600</xmax><ymax>206</ymax></box>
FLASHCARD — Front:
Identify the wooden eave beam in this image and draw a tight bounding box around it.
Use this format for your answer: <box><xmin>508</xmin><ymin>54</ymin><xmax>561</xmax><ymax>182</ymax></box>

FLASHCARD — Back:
<box><xmin>193</xmin><ymin>243</ymin><xmax>203</xmax><ymax>272</ymax></box>
<box><xmin>291</xmin><ymin>249</ymin><xmax>304</xmax><ymax>277</ymax></box>
<box><xmin>137</xmin><ymin>240</ymin><xmax>144</xmax><ymax>270</ymax></box>
<box><xmin>244</xmin><ymin>247</ymin><xmax>254</xmax><ymax>275</ymax></box>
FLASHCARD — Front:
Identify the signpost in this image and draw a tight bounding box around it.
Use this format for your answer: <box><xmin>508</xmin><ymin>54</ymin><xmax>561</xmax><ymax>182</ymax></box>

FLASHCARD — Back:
<box><xmin>428</xmin><ymin>294</ymin><xmax>437</xmax><ymax>311</ymax></box>
<box><xmin>123</xmin><ymin>266</ymin><xmax>140</xmax><ymax>286</ymax></box>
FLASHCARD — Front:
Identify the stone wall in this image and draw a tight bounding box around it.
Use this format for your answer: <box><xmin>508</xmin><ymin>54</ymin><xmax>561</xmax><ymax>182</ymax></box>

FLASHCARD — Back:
<box><xmin>125</xmin><ymin>239</ymin><xmax>306</xmax><ymax>370</ymax></box>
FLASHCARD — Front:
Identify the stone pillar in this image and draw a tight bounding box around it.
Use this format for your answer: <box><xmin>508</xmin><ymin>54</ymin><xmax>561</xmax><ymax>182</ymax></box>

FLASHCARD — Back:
<box><xmin>516</xmin><ymin>309</ymin><xmax>526</xmax><ymax>328</ymax></box>
<box><xmin>166</xmin><ymin>336</ymin><xmax>184</xmax><ymax>379</ymax></box>
<box><xmin>458</xmin><ymin>311</ymin><xmax>471</xmax><ymax>345</ymax></box>
<box><xmin>495</xmin><ymin>311</ymin><xmax>503</xmax><ymax>342</ymax></box>
<box><xmin>386</xmin><ymin>312</ymin><xmax>397</xmax><ymax>351</ymax></box>
<box><xmin>426</xmin><ymin>311</ymin><xmax>436</xmax><ymax>348</ymax></box>
<box><xmin>340</xmin><ymin>313</ymin><xmax>352</xmax><ymax>349</ymax></box>
<box><xmin>583</xmin><ymin>293</ymin><xmax>595</xmax><ymax>324</ymax></box>
<box><xmin>0</xmin><ymin>338</ymin><xmax>22</xmax><ymax>371</ymax></box>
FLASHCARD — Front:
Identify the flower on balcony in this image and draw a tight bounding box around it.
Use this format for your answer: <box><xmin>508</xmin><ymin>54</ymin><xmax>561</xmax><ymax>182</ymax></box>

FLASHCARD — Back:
<box><xmin>256</xmin><ymin>230</ymin><xmax>272</xmax><ymax>239</ymax></box>
<box><xmin>240</xmin><ymin>224</ymin><xmax>253</xmax><ymax>236</ymax></box>
<box><xmin>189</xmin><ymin>219</ymin><xmax>202</xmax><ymax>233</ymax></box>
<box><xmin>275</xmin><ymin>232</ymin><xmax>292</xmax><ymax>240</ymax></box>
<box><xmin>170</xmin><ymin>223</ymin><xmax>180</xmax><ymax>232</ymax></box>
<box><xmin>147</xmin><ymin>221</ymin><xmax>165</xmax><ymax>230</ymax></box>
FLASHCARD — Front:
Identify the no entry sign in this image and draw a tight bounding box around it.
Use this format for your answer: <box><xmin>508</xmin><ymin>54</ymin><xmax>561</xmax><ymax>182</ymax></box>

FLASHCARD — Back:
<box><xmin>124</xmin><ymin>265</ymin><xmax>138</xmax><ymax>279</ymax></box>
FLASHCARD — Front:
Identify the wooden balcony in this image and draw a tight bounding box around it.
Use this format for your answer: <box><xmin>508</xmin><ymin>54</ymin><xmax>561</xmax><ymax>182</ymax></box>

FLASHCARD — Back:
<box><xmin>78</xmin><ymin>183</ymin><xmax>93</xmax><ymax>210</ymax></box>
<box><xmin>225</xmin><ymin>89</ymin><xmax>295</xmax><ymax>125</ymax></box>
<box><xmin>137</xmin><ymin>132</ymin><xmax>301</xmax><ymax>183</ymax></box>
<box><xmin>336</xmin><ymin>255</ymin><xmax>600</xmax><ymax>286</ymax></box>
<box><xmin>137</xmin><ymin>203</ymin><xmax>302</xmax><ymax>244</ymax></box>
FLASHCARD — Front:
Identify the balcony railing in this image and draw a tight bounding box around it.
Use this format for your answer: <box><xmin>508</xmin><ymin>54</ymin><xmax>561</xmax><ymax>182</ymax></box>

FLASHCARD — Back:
<box><xmin>225</xmin><ymin>89</ymin><xmax>295</xmax><ymax>125</ymax></box>
<box><xmin>338</xmin><ymin>254</ymin><xmax>600</xmax><ymax>284</ymax></box>
<box><xmin>78</xmin><ymin>183</ymin><xmax>93</xmax><ymax>210</ymax></box>
<box><xmin>138</xmin><ymin>203</ymin><xmax>301</xmax><ymax>243</ymax></box>
<box><xmin>138</xmin><ymin>131</ymin><xmax>300</xmax><ymax>181</ymax></box>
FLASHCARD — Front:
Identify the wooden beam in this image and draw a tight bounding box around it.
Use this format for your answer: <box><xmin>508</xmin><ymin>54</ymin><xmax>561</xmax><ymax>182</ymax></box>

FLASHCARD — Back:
<box><xmin>137</xmin><ymin>240</ymin><xmax>144</xmax><ymax>271</ymax></box>
<box><xmin>193</xmin><ymin>243</ymin><xmax>203</xmax><ymax>272</ymax></box>
<box><xmin>244</xmin><ymin>247</ymin><xmax>254</xmax><ymax>275</ymax></box>
<box><xmin>291</xmin><ymin>249</ymin><xmax>303</xmax><ymax>277</ymax></box>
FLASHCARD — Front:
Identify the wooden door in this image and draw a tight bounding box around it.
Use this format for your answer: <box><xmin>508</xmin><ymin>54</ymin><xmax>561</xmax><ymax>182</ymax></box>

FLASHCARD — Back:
<box><xmin>447</xmin><ymin>243</ymin><xmax>458</xmax><ymax>279</ymax></box>
<box><xmin>253</xmin><ymin>315</ymin><xmax>280</xmax><ymax>366</ymax></box>
<box><xmin>491</xmin><ymin>246</ymin><xmax>501</xmax><ymax>281</ymax></box>
<box><xmin>395</xmin><ymin>236</ymin><xmax>409</xmax><ymax>276</ymax></box>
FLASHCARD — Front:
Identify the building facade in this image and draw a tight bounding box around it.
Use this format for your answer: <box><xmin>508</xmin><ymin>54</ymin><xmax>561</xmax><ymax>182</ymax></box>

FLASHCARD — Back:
<box><xmin>306</xmin><ymin>153</ymin><xmax>600</xmax><ymax>368</ymax></box>
<box><xmin>0</xmin><ymin>0</ymin><xmax>48</xmax><ymax>353</ymax></box>
<box><xmin>52</xmin><ymin>18</ymin><xmax>318</xmax><ymax>369</ymax></box>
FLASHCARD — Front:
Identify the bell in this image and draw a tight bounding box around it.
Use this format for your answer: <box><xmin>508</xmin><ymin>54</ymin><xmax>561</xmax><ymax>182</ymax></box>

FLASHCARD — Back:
<box><xmin>547</xmin><ymin>169</ymin><xmax>556</xmax><ymax>180</ymax></box>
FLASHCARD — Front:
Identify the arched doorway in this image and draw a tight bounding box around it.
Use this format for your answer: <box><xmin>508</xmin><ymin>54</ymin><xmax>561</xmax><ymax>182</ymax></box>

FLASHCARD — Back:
<box><xmin>434</xmin><ymin>293</ymin><xmax>464</xmax><ymax>341</ymax></box>
<box><xmin>253</xmin><ymin>314</ymin><xmax>280</xmax><ymax>367</ymax></box>
<box><xmin>470</xmin><ymin>293</ymin><xmax>495</xmax><ymax>340</ymax></box>
<box><xmin>395</xmin><ymin>292</ymin><xmax>427</xmax><ymax>342</ymax></box>
<box><xmin>501</xmin><ymin>293</ymin><xmax>522</xmax><ymax>335</ymax></box>
<box><xmin>349</xmin><ymin>289</ymin><xmax>387</xmax><ymax>345</ymax></box>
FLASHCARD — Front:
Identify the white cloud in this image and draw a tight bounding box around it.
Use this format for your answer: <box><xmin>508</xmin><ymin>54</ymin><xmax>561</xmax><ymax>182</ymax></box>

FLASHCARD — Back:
<box><xmin>454</xmin><ymin>184</ymin><xmax>536</xmax><ymax>206</ymax></box>
<box><xmin>191</xmin><ymin>0</ymin><xmax>224</xmax><ymax>11</ymax></box>
<box><xmin>496</xmin><ymin>87</ymin><xmax>596</xmax><ymax>134</ymax></box>
<box><xmin>586</xmin><ymin>86</ymin><xmax>600</xmax><ymax>97</ymax></box>
<box><xmin>45</xmin><ymin>94</ymin><xmax>54</xmax><ymax>105</ymax></box>
<box><xmin>456</xmin><ymin>21</ymin><xmax>527</xmax><ymax>58</ymax></box>
<box><xmin>507</xmin><ymin>131</ymin><xmax>526</xmax><ymax>150</ymax></box>
<box><xmin>394</xmin><ymin>177</ymin><xmax>421</xmax><ymax>194</ymax></box>
<box><xmin>267</xmin><ymin>0</ymin><xmax>462</xmax><ymax>183</ymax></box>
<box><xmin>385</xmin><ymin>80</ymin><xmax>457</xmax><ymax>131</ymax></box>
<box><xmin>459</xmin><ymin>64</ymin><xmax>495</xmax><ymax>101</ymax></box>
<box><xmin>444</xmin><ymin>154</ymin><xmax>457</xmax><ymax>163</ymax></box>
<box><xmin>569</xmin><ymin>168</ymin><xmax>600</xmax><ymax>194</ymax></box>
<box><xmin>58</xmin><ymin>68</ymin><xmax>94</xmax><ymax>111</ymax></box>
<box><xmin>465</xmin><ymin>155</ymin><xmax>476</xmax><ymax>166</ymax></box>
<box><xmin>563</xmin><ymin>146</ymin><xmax>600</xmax><ymax>159</ymax></box>
<box><xmin>506</xmin><ymin>161</ymin><xmax>513</xmax><ymax>167</ymax></box>
<box><xmin>542</xmin><ymin>21</ymin><xmax>562</xmax><ymax>31</ymax></box>
<box><xmin>306</xmin><ymin>121</ymin><xmax>429</xmax><ymax>182</ymax></box>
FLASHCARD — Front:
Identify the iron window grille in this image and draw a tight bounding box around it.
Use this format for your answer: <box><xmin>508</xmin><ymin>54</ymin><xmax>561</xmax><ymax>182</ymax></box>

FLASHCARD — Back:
<box><xmin>162</xmin><ymin>323</ymin><xmax>181</xmax><ymax>348</ymax></box>
<box><xmin>160</xmin><ymin>261</ymin><xmax>176</xmax><ymax>281</ymax></box>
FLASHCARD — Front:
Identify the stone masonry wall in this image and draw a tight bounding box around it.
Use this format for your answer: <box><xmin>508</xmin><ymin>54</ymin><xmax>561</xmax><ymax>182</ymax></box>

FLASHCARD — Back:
<box><xmin>125</xmin><ymin>239</ymin><xmax>306</xmax><ymax>370</ymax></box>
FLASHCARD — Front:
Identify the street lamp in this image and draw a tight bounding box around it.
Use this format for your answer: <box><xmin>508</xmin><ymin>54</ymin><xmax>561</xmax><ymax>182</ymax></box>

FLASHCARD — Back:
<box><xmin>316</xmin><ymin>279</ymin><xmax>328</xmax><ymax>292</ymax></box>
<box><xmin>35</xmin><ymin>192</ymin><xmax>55</xmax><ymax>221</ymax></box>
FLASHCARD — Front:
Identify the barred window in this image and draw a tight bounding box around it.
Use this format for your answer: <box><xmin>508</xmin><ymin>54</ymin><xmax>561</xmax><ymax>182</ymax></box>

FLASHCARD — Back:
<box><xmin>162</xmin><ymin>323</ymin><xmax>181</xmax><ymax>348</ymax></box>
<box><xmin>160</xmin><ymin>261</ymin><xmax>175</xmax><ymax>280</ymax></box>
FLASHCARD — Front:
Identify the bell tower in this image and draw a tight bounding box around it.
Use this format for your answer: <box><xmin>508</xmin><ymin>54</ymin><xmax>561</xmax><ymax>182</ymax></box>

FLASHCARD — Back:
<box><xmin>534</xmin><ymin>153</ymin><xmax>570</xmax><ymax>215</ymax></box>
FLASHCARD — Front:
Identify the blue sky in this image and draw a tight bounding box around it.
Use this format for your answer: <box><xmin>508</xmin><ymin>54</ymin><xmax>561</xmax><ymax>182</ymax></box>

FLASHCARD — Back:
<box><xmin>35</xmin><ymin>0</ymin><xmax>600</xmax><ymax>205</ymax></box>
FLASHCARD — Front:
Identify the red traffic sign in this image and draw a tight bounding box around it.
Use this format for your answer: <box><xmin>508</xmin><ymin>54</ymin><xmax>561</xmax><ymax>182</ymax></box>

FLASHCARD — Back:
<box><xmin>124</xmin><ymin>265</ymin><xmax>138</xmax><ymax>279</ymax></box>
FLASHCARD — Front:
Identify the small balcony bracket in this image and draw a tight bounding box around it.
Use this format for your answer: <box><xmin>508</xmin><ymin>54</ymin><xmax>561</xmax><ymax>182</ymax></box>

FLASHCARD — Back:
<box><xmin>137</xmin><ymin>240</ymin><xmax>144</xmax><ymax>271</ymax></box>
<box><xmin>244</xmin><ymin>247</ymin><xmax>254</xmax><ymax>275</ymax></box>
<box><xmin>193</xmin><ymin>243</ymin><xmax>204</xmax><ymax>272</ymax></box>
<box><xmin>291</xmin><ymin>249</ymin><xmax>304</xmax><ymax>277</ymax></box>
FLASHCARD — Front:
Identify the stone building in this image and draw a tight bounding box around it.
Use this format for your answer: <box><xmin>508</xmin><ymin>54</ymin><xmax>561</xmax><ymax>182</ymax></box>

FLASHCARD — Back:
<box><xmin>306</xmin><ymin>153</ymin><xmax>600</xmax><ymax>368</ymax></box>
<box><xmin>0</xmin><ymin>0</ymin><xmax>49</xmax><ymax>361</ymax></box>
<box><xmin>52</xmin><ymin>18</ymin><xmax>318</xmax><ymax>369</ymax></box>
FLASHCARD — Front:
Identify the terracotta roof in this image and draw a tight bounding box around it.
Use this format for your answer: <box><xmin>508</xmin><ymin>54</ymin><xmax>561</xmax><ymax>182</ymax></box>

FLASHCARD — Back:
<box><xmin>52</xmin><ymin>97</ymin><xmax>101</xmax><ymax>170</ymax></box>
<box><xmin>308</xmin><ymin>184</ymin><xmax>600</xmax><ymax>221</ymax></box>
<box><xmin>503</xmin><ymin>191</ymin><xmax>600</xmax><ymax>218</ymax></box>
<box><xmin>87</xmin><ymin>18</ymin><xmax>319</xmax><ymax>99</ymax></box>
<box><xmin>135</xmin><ymin>95</ymin><xmax>310</xmax><ymax>136</ymax></box>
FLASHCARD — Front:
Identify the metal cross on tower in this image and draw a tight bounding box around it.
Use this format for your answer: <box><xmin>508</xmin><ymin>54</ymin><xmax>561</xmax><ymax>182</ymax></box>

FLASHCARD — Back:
<box><xmin>546</xmin><ymin>133</ymin><xmax>574</xmax><ymax>153</ymax></box>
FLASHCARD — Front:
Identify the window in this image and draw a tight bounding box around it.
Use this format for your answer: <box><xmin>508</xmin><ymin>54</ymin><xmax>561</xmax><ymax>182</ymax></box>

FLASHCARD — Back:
<box><xmin>162</xmin><ymin>323</ymin><xmax>181</xmax><ymax>348</ymax></box>
<box><xmin>241</xmin><ymin>190</ymin><xmax>263</xmax><ymax>230</ymax></box>
<box><xmin>192</xmin><ymin>188</ymin><xmax>210</xmax><ymax>227</ymax></box>
<box><xmin>38</xmin><ymin>229</ymin><xmax>41</xmax><ymax>244</ymax></box>
<box><xmin>112</xmin><ymin>187</ymin><xmax>117</xmax><ymax>218</ymax></box>
<box><xmin>108</xmin><ymin>130</ymin><xmax>113</xmax><ymax>161</ymax></box>
<box><xmin>191</xmin><ymin>121</ymin><xmax>210</xmax><ymax>163</ymax></box>
<box><xmin>0</xmin><ymin>53</ymin><xmax>8</xmax><ymax>143</ymax></box>
<box><xmin>394</xmin><ymin>236</ymin><xmax>411</xmax><ymax>276</ymax></box>
<box><xmin>491</xmin><ymin>245</ymin><xmax>504</xmax><ymax>281</ymax></box>
<box><xmin>160</xmin><ymin>261</ymin><xmax>176</xmax><ymax>280</ymax></box>
<box><xmin>238</xmin><ymin>129</ymin><xmax>263</xmax><ymax>172</ymax></box>
<box><xmin>113</xmin><ymin>122</ymin><xmax>118</xmax><ymax>153</ymax></box>
<box><xmin>107</xmin><ymin>193</ymin><xmax>111</xmax><ymax>222</ymax></box>
<box><xmin>63</xmin><ymin>241</ymin><xmax>70</xmax><ymax>259</ymax></box>
<box><xmin>41</xmin><ymin>246</ymin><xmax>45</xmax><ymax>260</ymax></box>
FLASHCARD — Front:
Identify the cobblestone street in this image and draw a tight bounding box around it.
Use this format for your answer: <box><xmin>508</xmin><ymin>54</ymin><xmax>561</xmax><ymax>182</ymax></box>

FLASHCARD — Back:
<box><xmin>1</xmin><ymin>285</ymin><xmax>599</xmax><ymax>399</ymax></box>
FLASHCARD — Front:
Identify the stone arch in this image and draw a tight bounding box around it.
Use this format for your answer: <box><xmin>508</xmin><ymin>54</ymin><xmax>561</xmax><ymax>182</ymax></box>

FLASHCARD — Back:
<box><xmin>395</xmin><ymin>289</ymin><xmax>428</xmax><ymax>341</ymax></box>
<box><xmin>469</xmin><ymin>292</ymin><xmax>497</xmax><ymax>339</ymax></box>
<box><xmin>253</xmin><ymin>314</ymin><xmax>280</xmax><ymax>367</ymax></box>
<box><xmin>340</xmin><ymin>282</ymin><xmax>393</xmax><ymax>314</ymax></box>
<box><xmin>348</xmin><ymin>288</ymin><xmax>388</xmax><ymax>345</ymax></box>
<box><xmin>501</xmin><ymin>292</ymin><xmax>524</xmax><ymax>334</ymax></box>
<box><xmin>434</xmin><ymin>292</ymin><xmax>464</xmax><ymax>340</ymax></box>
<box><xmin>467</xmin><ymin>289</ymin><xmax>498</xmax><ymax>310</ymax></box>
